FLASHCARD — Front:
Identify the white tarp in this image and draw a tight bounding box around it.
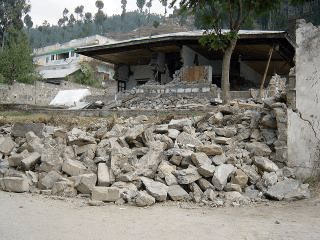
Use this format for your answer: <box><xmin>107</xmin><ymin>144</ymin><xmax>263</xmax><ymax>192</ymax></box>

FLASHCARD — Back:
<box><xmin>50</xmin><ymin>89</ymin><xmax>91</xmax><ymax>107</ymax></box>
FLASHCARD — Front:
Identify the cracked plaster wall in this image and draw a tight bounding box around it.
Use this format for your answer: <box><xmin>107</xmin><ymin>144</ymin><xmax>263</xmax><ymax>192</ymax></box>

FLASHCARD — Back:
<box><xmin>288</xmin><ymin>20</ymin><xmax>320</xmax><ymax>178</ymax></box>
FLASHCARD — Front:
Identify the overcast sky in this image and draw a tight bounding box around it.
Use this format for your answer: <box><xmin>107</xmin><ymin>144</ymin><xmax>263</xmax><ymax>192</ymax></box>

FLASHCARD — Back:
<box><xmin>29</xmin><ymin>0</ymin><xmax>175</xmax><ymax>27</ymax></box>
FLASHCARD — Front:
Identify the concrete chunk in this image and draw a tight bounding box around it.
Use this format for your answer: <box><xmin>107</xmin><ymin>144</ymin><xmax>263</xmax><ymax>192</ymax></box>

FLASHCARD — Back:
<box><xmin>212</xmin><ymin>164</ymin><xmax>235</xmax><ymax>191</ymax></box>
<box><xmin>141</xmin><ymin>177</ymin><xmax>168</xmax><ymax>202</ymax></box>
<box><xmin>92</xmin><ymin>187</ymin><xmax>120</xmax><ymax>202</ymax></box>
<box><xmin>97</xmin><ymin>163</ymin><xmax>115</xmax><ymax>186</ymax></box>
<box><xmin>0</xmin><ymin>176</ymin><xmax>29</xmax><ymax>192</ymax></box>
<box><xmin>21</xmin><ymin>152</ymin><xmax>41</xmax><ymax>170</ymax></box>
<box><xmin>62</xmin><ymin>159</ymin><xmax>87</xmax><ymax>176</ymax></box>
<box><xmin>135</xmin><ymin>191</ymin><xmax>155</xmax><ymax>207</ymax></box>
<box><xmin>168</xmin><ymin>185</ymin><xmax>189</xmax><ymax>201</ymax></box>
<box><xmin>0</xmin><ymin>137</ymin><xmax>15</xmax><ymax>155</ymax></box>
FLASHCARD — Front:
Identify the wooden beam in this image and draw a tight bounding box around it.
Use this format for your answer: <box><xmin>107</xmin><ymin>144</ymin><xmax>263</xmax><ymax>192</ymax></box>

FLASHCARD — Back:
<box><xmin>258</xmin><ymin>46</ymin><xmax>274</xmax><ymax>99</ymax></box>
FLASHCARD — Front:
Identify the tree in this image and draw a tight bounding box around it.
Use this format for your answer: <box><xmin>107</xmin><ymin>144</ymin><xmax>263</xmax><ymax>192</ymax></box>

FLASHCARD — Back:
<box><xmin>160</xmin><ymin>0</ymin><xmax>168</xmax><ymax>16</ymax></box>
<box><xmin>84</xmin><ymin>12</ymin><xmax>93</xmax><ymax>24</ymax></box>
<box><xmin>68</xmin><ymin>14</ymin><xmax>76</xmax><ymax>27</ymax></box>
<box><xmin>136</xmin><ymin>0</ymin><xmax>146</xmax><ymax>13</ymax></box>
<box><xmin>146</xmin><ymin>0</ymin><xmax>153</xmax><ymax>22</ymax></box>
<box><xmin>121</xmin><ymin>0</ymin><xmax>128</xmax><ymax>20</ymax></box>
<box><xmin>0</xmin><ymin>0</ymin><xmax>31</xmax><ymax>49</ymax></box>
<box><xmin>24</xmin><ymin>14</ymin><xmax>33</xmax><ymax>31</ymax></box>
<box><xmin>0</xmin><ymin>29</ymin><xmax>39</xmax><ymax>84</ymax></box>
<box><xmin>75</xmin><ymin>5</ymin><xmax>84</xmax><ymax>22</ymax></box>
<box><xmin>172</xmin><ymin>0</ymin><xmax>302</xmax><ymax>104</ymax></box>
<box><xmin>95</xmin><ymin>0</ymin><xmax>104</xmax><ymax>11</ymax></box>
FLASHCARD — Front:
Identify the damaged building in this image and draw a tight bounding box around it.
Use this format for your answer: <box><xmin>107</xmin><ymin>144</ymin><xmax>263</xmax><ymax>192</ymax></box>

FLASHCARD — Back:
<box><xmin>76</xmin><ymin>30</ymin><xmax>295</xmax><ymax>94</ymax></box>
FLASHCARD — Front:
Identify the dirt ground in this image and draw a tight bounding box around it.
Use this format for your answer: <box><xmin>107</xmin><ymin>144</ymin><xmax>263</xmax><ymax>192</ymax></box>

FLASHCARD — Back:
<box><xmin>0</xmin><ymin>190</ymin><xmax>319</xmax><ymax>240</ymax></box>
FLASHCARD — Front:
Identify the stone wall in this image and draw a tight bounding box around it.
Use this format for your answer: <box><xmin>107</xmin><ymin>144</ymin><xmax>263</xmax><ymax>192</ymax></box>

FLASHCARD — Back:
<box><xmin>0</xmin><ymin>81</ymin><xmax>108</xmax><ymax>106</ymax></box>
<box><xmin>287</xmin><ymin>20</ymin><xmax>320</xmax><ymax>179</ymax></box>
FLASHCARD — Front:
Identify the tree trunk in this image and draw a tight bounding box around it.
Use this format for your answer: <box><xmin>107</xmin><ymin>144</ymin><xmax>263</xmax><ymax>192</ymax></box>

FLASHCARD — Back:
<box><xmin>221</xmin><ymin>38</ymin><xmax>237</xmax><ymax>104</ymax></box>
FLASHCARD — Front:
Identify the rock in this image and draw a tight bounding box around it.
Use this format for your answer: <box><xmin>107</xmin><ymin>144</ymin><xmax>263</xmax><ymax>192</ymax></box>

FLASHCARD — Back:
<box><xmin>8</xmin><ymin>150</ymin><xmax>29</xmax><ymax>167</ymax></box>
<box><xmin>191</xmin><ymin>152</ymin><xmax>211</xmax><ymax>167</ymax></box>
<box><xmin>208</xmin><ymin>112</ymin><xmax>223</xmax><ymax>125</ymax></box>
<box><xmin>40</xmin><ymin>147</ymin><xmax>64</xmax><ymax>172</ymax></box>
<box><xmin>164</xmin><ymin>173</ymin><xmax>178</xmax><ymax>186</ymax></box>
<box><xmin>21</xmin><ymin>152</ymin><xmax>41</xmax><ymax>170</ymax></box>
<box><xmin>102</xmin><ymin>124</ymin><xmax>125</xmax><ymax>139</ymax></box>
<box><xmin>110</xmin><ymin>143</ymin><xmax>135</xmax><ymax>179</ymax></box>
<box><xmin>231</xmin><ymin>169</ymin><xmax>248</xmax><ymax>188</ymax></box>
<box><xmin>97</xmin><ymin>163</ymin><xmax>115</xmax><ymax>186</ymax></box>
<box><xmin>174</xmin><ymin>165</ymin><xmax>201</xmax><ymax>185</ymax></box>
<box><xmin>141</xmin><ymin>177</ymin><xmax>168</xmax><ymax>202</ymax></box>
<box><xmin>197</xmin><ymin>164</ymin><xmax>215</xmax><ymax>177</ymax></box>
<box><xmin>158</xmin><ymin>161</ymin><xmax>176</xmax><ymax>176</ymax></box>
<box><xmin>74</xmin><ymin>144</ymin><xmax>97</xmax><ymax>160</ymax></box>
<box><xmin>133</xmin><ymin>141</ymin><xmax>165</xmax><ymax>178</ymax></box>
<box><xmin>261</xmin><ymin>114</ymin><xmax>277</xmax><ymax>128</ymax></box>
<box><xmin>260</xmin><ymin>129</ymin><xmax>277</xmax><ymax>145</ymax></box>
<box><xmin>265</xmin><ymin>179</ymin><xmax>310</xmax><ymax>201</ymax></box>
<box><xmin>254</xmin><ymin>156</ymin><xmax>279</xmax><ymax>172</ymax></box>
<box><xmin>74</xmin><ymin>173</ymin><xmax>97</xmax><ymax>194</ymax></box>
<box><xmin>125</xmin><ymin>124</ymin><xmax>145</xmax><ymax>142</ymax></box>
<box><xmin>12</xmin><ymin>122</ymin><xmax>45</xmax><ymax>138</ymax></box>
<box><xmin>0</xmin><ymin>176</ymin><xmax>29</xmax><ymax>192</ymax></box>
<box><xmin>67</xmin><ymin>128</ymin><xmax>96</xmax><ymax>146</ymax></box>
<box><xmin>196</xmin><ymin>144</ymin><xmax>223</xmax><ymax>156</ymax></box>
<box><xmin>87</xmin><ymin>200</ymin><xmax>104</xmax><ymax>206</ymax></box>
<box><xmin>25</xmin><ymin>131</ymin><xmax>44</xmax><ymax>153</ymax></box>
<box><xmin>26</xmin><ymin>171</ymin><xmax>38</xmax><ymax>186</ymax></box>
<box><xmin>224</xmin><ymin>183</ymin><xmax>242</xmax><ymax>192</ymax></box>
<box><xmin>38</xmin><ymin>171</ymin><xmax>62</xmax><ymax>190</ymax></box>
<box><xmin>261</xmin><ymin>172</ymin><xmax>278</xmax><ymax>187</ymax></box>
<box><xmin>203</xmin><ymin>189</ymin><xmax>217</xmax><ymax>201</ymax></box>
<box><xmin>0</xmin><ymin>137</ymin><xmax>15</xmax><ymax>155</ymax></box>
<box><xmin>240</xmin><ymin>165</ymin><xmax>260</xmax><ymax>184</ymax></box>
<box><xmin>224</xmin><ymin>191</ymin><xmax>244</xmax><ymax>203</ymax></box>
<box><xmin>92</xmin><ymin>187</ymin><xmax>120</xmax><ymax>202</ymax></box>
<box><xmin>112</xmin><ymin>181</ymin><xmax>138</xmax><ymax>203</ymax></box>
<box><xmin>189</xmin><ymin>182</ymin><xmax>203</xmax><ymax>203</ymax></box>
<box><xmin>214</xmin><ymin>127</ymin><xmax>237</xmax><ymax>138</ymax></box>
<box><xmin>176</xmin><ymin>132</ymin><xmax>202</xmax><ymax>147</ymax></box>
<box><xmin>214</xmin><ymin>137</ymin><xmax>232</xmax><ymax>145</ymax></box>
<box><xmin>62</xmin><ymin>159</ymin><xmax>87</xmax><ymax>176</ymax></box>
<box><xmin>246</xmin><ymin>142</ymin><xmax>272</xmax><ymax>156</ymax></box>
<box><xmin>235</xmin><ymin>128</ymin><xmax>251</xmax><ymax>141</ymax></box>
<box><xmin>154</xmin><ymin>124</ymin><xmax>169</xmax><ymax>134</ymax></box>
<box><xmin>168</xmin><ymin>185</ymin><xmax>189</xmax><ymax>201</ymax></box>
<box><xmin>154</xmin><ymin>134</ymin><xmax>173</xmax><ymax>150</ymax></box>
<box><xmin>197</xmin><ymin>178</ymin><xmax>215</xmax><ymax>191</ymax></box>
<box><xmin>168</xmin><ymin>129</ymin><xmax>180</xmax><ymax>139</ymax></box>
<box><xmin>168</xmin><ymin>118</ymin><xmax>192</xmax><ymax>130</ymax></box>
<box><xmin>211</xmin><ymin>154</ymin><xmax>227</xmax><ymax>165</ymax></box>
<box><xmin>244</xmin><ymin>185</ymin><xmax>261</xmax><ymax>199</ymax></box>
<box><xmin>212</xmin><ymin>164</ymin><xmax>235</xmax><ymax>191</ymax></box>
<box><xmin>135</xmin><ymin>191</ymin><xmax>155</xmax><ymax>207</ymax></box>
<box><xmin>52</xmin><ymin>180</ymin><xmax>77</xmax><ymax>197</ymax></box>
<box><xmin>169</xmin><ymin>154</ymin><xmax>183</xmax><ymax>166</ymax></box>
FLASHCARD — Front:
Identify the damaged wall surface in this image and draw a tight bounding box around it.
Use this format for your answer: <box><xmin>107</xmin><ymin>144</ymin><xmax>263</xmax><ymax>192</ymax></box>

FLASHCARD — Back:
<box><xmin>288</xmin><ymin>20</ymin><xmax>320</xmax><ymax>178</ymax></box>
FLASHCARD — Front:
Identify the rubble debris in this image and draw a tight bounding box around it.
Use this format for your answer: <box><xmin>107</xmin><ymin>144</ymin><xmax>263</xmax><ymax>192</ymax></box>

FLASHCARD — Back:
<box><xmin>0</xmin><ymin>100</ymin><xmax>311</xmax><ymax>207</ymax></box>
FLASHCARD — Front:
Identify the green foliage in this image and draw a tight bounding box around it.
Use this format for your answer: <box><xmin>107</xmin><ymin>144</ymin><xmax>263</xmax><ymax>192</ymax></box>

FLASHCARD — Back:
<box><xmin>153</xmin><ymin>20</ymin><xmax>160</xmax><ymax>28</ymax></box>
<box><xmin>199</xmin><ymin>31</ymin><xmax>239</xmax><ymax>50</ymax></box>
<box><xmin>0</xmin><ymin>29</ymin><xmax>40</xmax><ymax>85</ymax></box>
<box><xmin>72</xmin><ymin>62</ymin><xmax>102</xmax><ymax>88</ymax></box>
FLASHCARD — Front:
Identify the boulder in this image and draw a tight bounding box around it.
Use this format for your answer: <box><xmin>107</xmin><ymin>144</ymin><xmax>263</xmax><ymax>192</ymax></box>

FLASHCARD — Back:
<box><xmin>197</xmin><ymin>164</ymin><xmax>215</xmax><ymax>177</ymax></box>
<box><xmin>52</xmin><ymin>180</ymin><xmax>77</xmax><ymax>197</ymax></box>
<box><xmin>174</xmin><ymin>165</ymin><xmax>201</xmax><ymax>185</ymax></box>
<box><xmin>67</xmin><ymin>128</ymin><xmax>96</xmax><ymax>146</ymax></box>
<box><xmin>74</xmin><ymin>144</ymin><xmax>97</xmax><ymax>160</ymax></box>
<box><xmin>231</xmin><ymin>169</ymin><xmax>248</xmax><ymax>188</ymax></box>
<box><xmin>8</xmin><ymin>150</ymin><xmax>29</xmax><ymax>167</ymax></box>
<box><xmin>0</xmin><ymin>176</ymin><xmax>29</xmax><ymax>192</ymax></box>
<box><xmin>261</xmin><ymin>172</ymin><xmax>278</xmax><ymax>188</ymax></box>
<box><xmin>21</xmin><ymin>152</ymin><xmax>41</xmax><ymax>170</ymax></box>
<box><xmin>214</xmin><ymin>127</ymin><xmax>237</xmax><ymax>138</ymax></box>
<box><xmin>261</xmin><ymin>114</ymin><xmax>277</xmax><ymax>128</ymax></box>
<box><xmin>158</xmin><ymin>161</ymin><xmax>176</xmax><ymax>176</ymax></box>
<box><xmin>211</xmin><ymin>154</ymin><xmax>227</xmax><ymax>165</ymax></box>
<box><xmin>25</xmin><ymin>131</ymin><xmax>44</xmax><ymax>153</ymax></box>
<box><xmin>164</xmin><ymin>173</ymin><xmax>178</xmax><ymax>186</ymax></box>
<box><xmin>196</xmin><ymin>144</ymin><xmax>223</xmax><ymax>156</ymax></box>
<box><xmin>212</xmin><ymin>164</ymin><xmax>235</xmax><ymax>191</ymax></box>
<box><xmin>40</xmin><ymin>147</ymin><xmax>64</xmax><ymax>172</ymax></box>
<box><xmin>246</xmin><ymin>142</ymin><xmax>272</xmax><ymax>156</ymax></box>
<box><xmin>168</xmin><ymin>118</ymin><xmax>192</xmax><ymax>130</ymax></box>
<box><xmin>265</xmin><ymin>179</ymin><xmax>310</xmax><ymax>201</ymax></box>
<box><xmin>74</xmin><ymin>173</ymin><xmax>97</xmax><ymax>194</ymax></box>
<box><xmin>141</xmin><ymin>177</ymin><xmax>168</xmax><ymax>202</ymax></box>
<box><xmin>254</xmin><ymin>156</ymin><xmax>279</xmax><ymax>172</ymax></box>
<box><xmin>176</xmin><ymin>132</ymin><xmax>202</xmax><ymax>147</ymax></box>
<box><xmin>168</xmin><ymin>129</ymin><xmax>180</xmax><ymax>139</ymax></box>
<box><xmin>12</xmin><ymin>122</ymin><xmax>45</xmax><ymax>138</ymax></box>
<box><xmin>92</xmin><ymin>187</ymin><xmax>120</xmax><ymax>202</ymax></box>
<box><xmin>214</xmin><ymin>137</ymin><xmax>232</xmax><ymax>145</ymax></box>
<box><xmin>168</xmin><ymin>185</ymin><xmax>189</xmax><ymax>201</ymax></box>
<box><xmin>125</xmin><ymin>124</ymin><xmax>145</xmax><ymax>142</ymax></box>
<box><xmin>62</xmin><ymin>159</ymin><xmax>87</xmax><ymax>176</ymax></box>
<box><xmin>38</xmin><ymin>171</ymin><xmax>62</xmax><ymax>190</ymax></box>
<box><xmin>0</xmin><ymin>137</ymin><xmax>15</xmax><ymax>155</ymax></box>
<box><xmin>191</xmin><ymin>152</ymin><xmax>211</xmax><ymax>167</ymax></box>
<box><xmin>154</xmin><ymin>124</ymin><xmax>169</xmax><ymax>134</ymax></box>
<box><xmin>135</xmin><ymin>191</ymin><xmax>155</xmax><ymax>207</ymax></box>
<box><xmin>189</xmin><ymin>182</ymin><xmax>203</xmax><ymax>203</ymax></box>
<box><xmin>97</xmin><ymin>163</ymin><xmax>115</xmax><ymax>186</ymax></box>
<box><xmin>241</xmin><ymin>165</ymin><xmax>260</xmax><ymax>184</ymax></box>
<box><xmin>224</xmin><ymin>183</ymin><xmax>242</xmax><ymax>192</ymax></box>
<box><xmin>197</xmin><ymin>178</ymin><xmax>215</xmax><ymax>191</ymax></box>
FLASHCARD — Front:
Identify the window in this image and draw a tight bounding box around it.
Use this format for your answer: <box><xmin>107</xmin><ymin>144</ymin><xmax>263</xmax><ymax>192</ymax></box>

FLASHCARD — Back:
<box><xmin>118</xmin><ymin>81</ymin><xmax>126</xmax><ymax>92</ymax></box>
<box><xmin>51</xmin><ymin>55</ymin><xmax>55</xmax><ymax>61</ymax></box>
<box><xmin>46</xmin><ymin>57</ymin><xmax>49</xmax><ymax>63</ymax></box>
<box><xmin>71</xmin><ymin>51</ymin><xmax>75</xmax><ymax>57</ymax></box>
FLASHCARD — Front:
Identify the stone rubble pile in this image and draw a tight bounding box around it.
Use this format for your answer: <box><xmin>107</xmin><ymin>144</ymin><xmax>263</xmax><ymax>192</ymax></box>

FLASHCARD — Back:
<box><xmin>0</xmin><ymin>101</ymin><xmax>310</xmax><ymax>207</ymax></box>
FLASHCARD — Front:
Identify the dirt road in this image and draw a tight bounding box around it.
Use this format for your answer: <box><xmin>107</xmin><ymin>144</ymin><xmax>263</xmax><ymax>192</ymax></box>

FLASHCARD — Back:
<box><xmin>0</xmin><ymin>191</ymin><xmax>319</xmax><ymax>240</ymax></box>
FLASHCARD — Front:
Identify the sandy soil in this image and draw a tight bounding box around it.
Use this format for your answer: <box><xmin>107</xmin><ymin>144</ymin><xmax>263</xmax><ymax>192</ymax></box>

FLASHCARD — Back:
<box><xmin>0</xmin><ymin>191</ymin><xmax>320</xmax><ymax>240</ymax></box>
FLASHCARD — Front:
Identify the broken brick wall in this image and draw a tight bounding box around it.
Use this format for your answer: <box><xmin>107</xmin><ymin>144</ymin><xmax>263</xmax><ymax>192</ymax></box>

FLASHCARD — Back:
<box><xmin>287</xmin><ymin>19</ymin><xmax>320</xmax><ymax>179</ymax></box>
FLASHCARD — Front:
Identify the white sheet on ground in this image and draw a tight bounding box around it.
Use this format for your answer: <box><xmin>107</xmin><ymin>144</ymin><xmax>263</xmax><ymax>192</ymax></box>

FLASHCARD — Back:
<box><xmin>50</xmin><ymin>89</ymin><xmax>91</xmax><ymax>107</ymax></box>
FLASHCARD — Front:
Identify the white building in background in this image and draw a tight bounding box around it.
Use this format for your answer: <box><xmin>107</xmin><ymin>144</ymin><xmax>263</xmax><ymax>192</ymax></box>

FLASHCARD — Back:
<box><xmin>33</xmin><ymin>35</ymin><xmax>116</xmax><ymax>86</ymax></box>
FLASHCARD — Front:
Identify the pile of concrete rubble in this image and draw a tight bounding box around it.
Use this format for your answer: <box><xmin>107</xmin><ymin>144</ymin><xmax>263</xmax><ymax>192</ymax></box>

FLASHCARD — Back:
<box><xmin>0</xmin><ymin>100</ymin><xmax>310</xmax><ymax>207</ymax></box>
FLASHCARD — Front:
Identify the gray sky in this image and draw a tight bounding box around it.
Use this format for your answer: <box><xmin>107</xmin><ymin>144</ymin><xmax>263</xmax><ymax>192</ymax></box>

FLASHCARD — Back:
<box><xmin>29</xmin><ymin>0</ymin><xmax>175</xmax><ymax>27</ymax></box>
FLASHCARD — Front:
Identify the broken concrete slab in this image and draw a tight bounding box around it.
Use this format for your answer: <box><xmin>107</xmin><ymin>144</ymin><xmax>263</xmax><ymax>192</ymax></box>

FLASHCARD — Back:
<box><xmin>62</xmin><ymin>159</ymin><xmax>87</xmax><ymax>176</ymax></box>
<box><xmin>141</xmin><ymin>177</ymin><xmax>168</xmax><ymax>202</ymax></box>
<box><xmin>74</xmin><ymin>173</ymin><xmax>97</xmax><ymax>194</ymax></box>
<box><xmin>197</xmin><ymin>164</ymin><xmax>215</xmax><ymax>177</ymax></box>
<box><xmin>176</xmin><ymin>132</ymin><xmax>202</xmax><ymax>147</ymax></box>
<box><xmin>168</xmin><ymin>185</ymin><xmax>189</xmax><ymax>201</ymax></box>
<box><xmin>97</xmin><ymin>163</ymin><xmax>115</xmax><ymax>186</ymax></box>
<box><xmin>0</xmin><ymin>176</ymin><xmax>29</xmax><ymax>192</ymax></box>
<box><xmin>174</xmin><ymin>165</ymin><xmax>201</xmax><ymax>185</ymax></box>
<box><xmin>92</xmin><ymin>187</ymin><xmax>120</xmax><ymax>202</ymax></box>
<box><xmin>246</xmin><ymin>142</ymin><xmax>272</xmax><ymax>156</ymax></box>
<box><xmin>212</xmin><ymin>164</ymin><xmax>235</xmax><ymax>191</ymax></box>
<box><xmin>254</xmin><ymin>156</ymin><xmax>279</xmax><ymax>172</ymax></box>
<box><xmin>12</xmin><ymin>122</ymin><xmax>45</xmax><ymax>138</ymax></box>
<box><xmin>0</xmin><ymin>137</ymin><xmax>15</xmax><ymax>155</ymax></box>
<box><xmin>8</xmin><ymin>150</ymin><xmax>29</xmax><ymax>167</ymax></box>
<box><xmin>135</xmin><ymin>191</ymin><xmax>155</xmax><ymax>207</ymax></box>
<box><xmin>191</xmin><ymin>152</ymin><xmax>211</xmax><ymax>167</ymax></box>
<box><xmin>168</xmin><ymin>118</ymin><xmax>192</xmax><ymax>130</ymax></box>
<box><xmin>38</xmin><ymin>171</ymin><xmax>63</xmax><ymax>190</ymax></box>
<box><xmin>196</xmin><ymin>144</ymin><xmax>223</xmax><ymax>156</ymax></box>
<box><xmin>21</xmin><ymin>152</ymin><xmax>41</xmax><ymax>170</ymax></box>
